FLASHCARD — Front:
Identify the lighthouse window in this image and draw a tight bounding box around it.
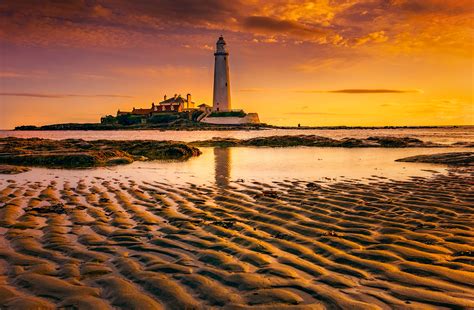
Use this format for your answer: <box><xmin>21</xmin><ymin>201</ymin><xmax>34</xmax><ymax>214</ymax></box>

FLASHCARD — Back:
<box><xmin>225</xmin><ymin>83</ymin><xmax>227</xmax><ymax>86</ymax></box>
<box><xmin>224</xmin><ymin>57</ymin><xmax>226</xmax><ymax>60</ymax></box>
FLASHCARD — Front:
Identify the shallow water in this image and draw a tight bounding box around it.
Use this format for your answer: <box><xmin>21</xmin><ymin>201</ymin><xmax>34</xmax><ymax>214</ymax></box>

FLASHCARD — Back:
<box><xmin>1</xmin><ymin>126</ymin><xmax>473</xmax><ymax>144</ymax></box>
<box><xmin>5</xmin><ymin>147</ymin><xmax>470</xmax><ymax>185</ymax></box>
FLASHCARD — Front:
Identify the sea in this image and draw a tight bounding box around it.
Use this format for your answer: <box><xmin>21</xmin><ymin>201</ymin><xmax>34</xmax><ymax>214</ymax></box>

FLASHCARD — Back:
<box><xmin>1</xmin><ymin>127</ymin><xmax>473</xmax><ymax>184</ymax></box>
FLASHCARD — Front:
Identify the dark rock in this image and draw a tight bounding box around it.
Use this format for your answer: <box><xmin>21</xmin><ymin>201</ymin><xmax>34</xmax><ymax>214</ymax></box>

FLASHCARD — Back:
<box><xmin>338</xmin><ymin>138</ymin><xmax>366</xmax><ymax>147</ymax></box>
<box><xmin>324</xmin><ymin>230</ymin><xmax>342</xmax><ymax>237</ymax></box>
<box><xmin>0</xmin><ymin>151</ymin><xmax>132</xmax><ymax>168</ymax></box>
<box><xmin>192</xmin><ymin>135</ymin><xmax>446</xmax><ymax>148</ymax></box>
<box><xmin>452</xmin><ymin>250</ymin><xmax>474</xmax><ymax>257</ymax></box>
<box><xmin>396</xmin><ymin>152</ymin><xmax>474</xmax><ymax>166</ymax></box>
<box><xmin>0</xmin><ymin>165</ymin><xmax>30</xmax><ymax>174</ymax></box>
<box><xmin>261</xmin><ymin>190</ymin><xmax>280</xmax><ymax>198</ymax></box>
<box><xmin>367</xmin><ymin>136</ymin><xmax>425</xmax><ymax>147</ymax></box>
<box><xmin>306</xmin><ymin>182</ymin><xmax>321</xmax><ymax>189</ymax></box>
<box><xmin>29</xmin><ymin>203</ymin><xmax>66</xmax><ymax>214</ymax></box>
<box><xmin>106</xmin><ymin>157</ymin><xmax>134</xmax><ymax>166</ymax></box>
<box><xmin>210</xmin><ymin>220</ymin><xmax>235</xmax><ymax>229</ymax></box>
<box><xmin>0</xmin><ymin>137</ymin><xmax>201</xmax><ymax>168</ymax></box>
<box><xmin>273</xmin><ymin>232</ymin><xmax>292</xmax><ymax>240</ymax></box>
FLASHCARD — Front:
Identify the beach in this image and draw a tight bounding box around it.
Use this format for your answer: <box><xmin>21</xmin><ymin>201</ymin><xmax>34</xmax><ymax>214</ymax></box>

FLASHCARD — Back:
<box><xmin>0</xmin><ymin>165</ymin><xmax>473</xmax><ymax>309</ymax></box>
<box><xmin>0</xmin><ymin>129</ymin><xmax>473</xmax><ymax>309</ymax></box>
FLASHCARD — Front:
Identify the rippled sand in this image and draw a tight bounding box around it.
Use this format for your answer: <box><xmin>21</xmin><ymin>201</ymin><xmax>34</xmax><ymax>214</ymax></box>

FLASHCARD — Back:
<box><xmin>1</xmin><ymin>169</ymin><xmax>473</xmax><ymax>309</ymax></box>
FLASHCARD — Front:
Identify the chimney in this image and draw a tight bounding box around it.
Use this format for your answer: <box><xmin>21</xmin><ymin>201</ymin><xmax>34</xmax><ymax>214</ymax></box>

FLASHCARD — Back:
<box><xmin>164</xmin><ymin>95</ymin><xmax>167</xmax><ymax>100</ymax></box>
<box><xmin>174</xmin><ymin>94</ymin><xmax>177</xmax><ymax>99</ymax></box>
<box><xmin>187</xmin><ymin>93</ymin><xmax>191</xmax><ymax>109</ymax></box>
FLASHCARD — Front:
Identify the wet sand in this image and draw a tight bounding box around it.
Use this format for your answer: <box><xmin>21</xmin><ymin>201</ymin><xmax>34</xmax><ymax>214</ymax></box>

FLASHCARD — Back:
<box><xmin>1</xmin><ymin>168</ymin><xmax>473</xmax><ymax>309</ymax></box>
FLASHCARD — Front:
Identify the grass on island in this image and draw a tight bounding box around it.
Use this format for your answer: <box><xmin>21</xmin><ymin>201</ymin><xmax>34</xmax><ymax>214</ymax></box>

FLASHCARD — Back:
<box><xmin>208</xmin><ymin>110</ymin><xmax>246</xmax><ymax>117</ymax></box>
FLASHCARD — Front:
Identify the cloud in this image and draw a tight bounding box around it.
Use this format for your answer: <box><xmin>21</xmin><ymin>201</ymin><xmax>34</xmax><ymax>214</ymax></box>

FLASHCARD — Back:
<box><xmin>0</xmin><ymin>71</ymin><xmax>49</xmax><ymax>79</ymax></box>
<box><xmin>334</xmin><ymin>0</ymin><xmax>473</xmax><ymax>55</ymax></box>
<box><xmin>244</xmin><ymin>16</ymin><xmax>312</xmax><ymax>35</ymax></box>
<box><xmin>111</xmin><ymin>65</ymin><xmax>206</xmax><ymax>78</ymax></box>
<box><xmin>0</xmin><ymin>93</ymin><xmax>133</xmax><ymax>98</ymax></box>
<box><xmin>0</xmin><ymin>0</ymin><xmax>470</xmax><ymax>72</ymax></box>
<box><xmin>284</xmin><ymin>112</ymin><xmax>358</xmax><ymax>116</ymax></box>
<box><xmin>0</xmin><ymin>0</ymin><xmax>471</xmax><ymax>58</ymax></box>
<box><xmin>242</xmin><ymin>15</ymin><xmax>331</xmax><ymax>41</ymax></box>
<box><xmin>294</xmin><ymin>47</ymin><xmax>363</xmax><ymax>72</ymax></box>
<box><xmin>73</xmin><ymin>73</ymin><xmax>110</xmax><ymax>80</ymax></box>
<box><xmin>201</xmin><ymin>44</ymin><xmax>214</xmax><ymax>50</ymax></box>
<box><xmin>0</xmin><ymin>0</ymin><xmax>243</xmax><ymax>48</ymax></box>
<box><xmin>391</xmin><ymin>0</ymin><xmax>473</xmax><ymax>15</ymax></box>
<box><xmin>295</xmin><ymin>89</ymin><xmax>422</xmax><ymax>94</ymax></box>
<box><xmin>329</xmin><ymin>89</ymin><xmax>421</xmax><ymax>94</ymax></box>
<box><xmin>0</xmin><ymin>71</ymin><xmax>30</xmax><ymax>78</ymax></box>
<box><xmin>354</xmin><ymin>31</ymin><xmax>388</xmax><ymax>46</ymax></box>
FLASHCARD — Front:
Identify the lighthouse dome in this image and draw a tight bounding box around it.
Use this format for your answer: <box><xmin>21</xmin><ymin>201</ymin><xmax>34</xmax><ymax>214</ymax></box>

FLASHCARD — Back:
<box><xmin>215</xmin><ymin>36</ymin><xmax>227</xmax><ymax>54</ymax></box>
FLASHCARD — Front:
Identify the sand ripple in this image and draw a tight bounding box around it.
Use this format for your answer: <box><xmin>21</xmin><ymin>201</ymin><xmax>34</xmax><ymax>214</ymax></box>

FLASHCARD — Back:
<box><xmin>1</xmin><ymin>168</ymin><xmax>473</xmax><ymax>309</ymax></box>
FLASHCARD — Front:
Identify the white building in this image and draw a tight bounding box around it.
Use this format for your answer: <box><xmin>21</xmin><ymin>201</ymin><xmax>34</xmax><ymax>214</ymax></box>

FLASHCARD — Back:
<box><xmin>212</xmin><ymin>36</ymin><xmax>231</xmax><ymax>112</ymax></box>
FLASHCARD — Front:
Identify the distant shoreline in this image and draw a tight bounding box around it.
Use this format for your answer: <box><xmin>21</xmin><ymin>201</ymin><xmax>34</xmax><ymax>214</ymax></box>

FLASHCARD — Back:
<box><xmin>10</xmin><ymin>123</ymin><xmax>472</xmax><ymax>131</ymax></box>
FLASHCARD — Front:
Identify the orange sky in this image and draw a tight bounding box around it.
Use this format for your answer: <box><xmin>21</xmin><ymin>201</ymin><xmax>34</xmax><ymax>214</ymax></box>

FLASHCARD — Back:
<box><xmin>0</xmin><ymin>0</ymin><xmax>473</xmax><ymax>128</ymax></box>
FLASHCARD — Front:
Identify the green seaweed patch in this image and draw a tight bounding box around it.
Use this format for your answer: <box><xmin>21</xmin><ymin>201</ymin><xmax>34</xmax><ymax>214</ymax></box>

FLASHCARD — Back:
<box><xmin>208</xmin><ymin>111</ymin><xmax>247</xmax><ymax>117</ymax></box>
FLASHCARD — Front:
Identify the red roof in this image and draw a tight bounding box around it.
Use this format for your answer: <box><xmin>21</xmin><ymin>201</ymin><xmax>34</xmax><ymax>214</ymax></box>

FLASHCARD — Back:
<box><xmin>160</xmin><ymin>95</ymin><xmax>186</xmax><ymax>105</ymax></box>
<box><xmin>132</xmin><ymin>108</ymin><xmax>152</xmax><ymax>115</ymax></box>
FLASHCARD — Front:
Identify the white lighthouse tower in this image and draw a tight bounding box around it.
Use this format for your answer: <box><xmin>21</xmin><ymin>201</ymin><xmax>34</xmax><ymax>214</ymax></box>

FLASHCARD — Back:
<box><xmin>201</xmin><ymin>36</ymin><xmax>260</xmax><ymax>125</ymax></box>
<box><xmin>212</xmin><ymin>36</ymin><xmax>231</xmax><ymax>112</ymax></box>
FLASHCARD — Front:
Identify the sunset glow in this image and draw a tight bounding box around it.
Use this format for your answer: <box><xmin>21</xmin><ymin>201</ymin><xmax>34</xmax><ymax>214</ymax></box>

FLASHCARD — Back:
<box><xmin>1</xmin><ymin>0</ymin><xmax>473</xmax><ymax>128</ymax></box>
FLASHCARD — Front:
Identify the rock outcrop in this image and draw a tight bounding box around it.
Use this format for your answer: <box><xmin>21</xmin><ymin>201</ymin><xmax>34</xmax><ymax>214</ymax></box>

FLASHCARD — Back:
<box><xmin>0</xmin><ymin>138</ymin><xmax>201</xmax><ymax>168</ymax></box>
<box><xmin>396</xmin><ymin>152</ymin><xmax>474</xmax><ymax>166</ymax></box>
<box><xmin>191</xmin><ymin>135</ymin><xmax>443</xmax><ymax>148</ymax></box>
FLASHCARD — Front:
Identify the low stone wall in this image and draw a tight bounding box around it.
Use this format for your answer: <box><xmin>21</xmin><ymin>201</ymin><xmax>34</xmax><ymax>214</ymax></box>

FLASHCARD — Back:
<box><xmin>201</xmin><ymin>113</ymin><xmax>260</xmax><ymax>125</ymax></box>
<box><xmin>245</xmin><ymin>113</ymin><xmax>260</xmax><ymax>124</ymax></box>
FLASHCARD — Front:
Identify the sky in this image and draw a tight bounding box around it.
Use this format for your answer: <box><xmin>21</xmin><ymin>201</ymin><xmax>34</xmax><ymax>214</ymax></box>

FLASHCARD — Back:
<box><xmin>0</xmin><ymin>0</ymin><xmax>473</xmax><ymax>128</ymax></box>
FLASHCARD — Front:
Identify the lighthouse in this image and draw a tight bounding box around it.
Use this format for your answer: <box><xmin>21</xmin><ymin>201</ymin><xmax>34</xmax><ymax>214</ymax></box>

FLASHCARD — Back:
<box><xmin>201</xmin><ymin>36</ymin><xmax>260</xmax><ymax>124</ymax></box>
<box><xmin>212</xmin><ymin>36</ymin><xmax>231</xmax><ymax>112</ymax></box>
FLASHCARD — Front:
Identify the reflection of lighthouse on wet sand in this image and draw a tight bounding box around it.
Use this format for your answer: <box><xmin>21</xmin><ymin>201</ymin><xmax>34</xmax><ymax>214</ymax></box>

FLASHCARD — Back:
<box><xmin>214</xmin><ymin>148</ymin><xmax>231</xmax><ymax>188</ymax></box>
